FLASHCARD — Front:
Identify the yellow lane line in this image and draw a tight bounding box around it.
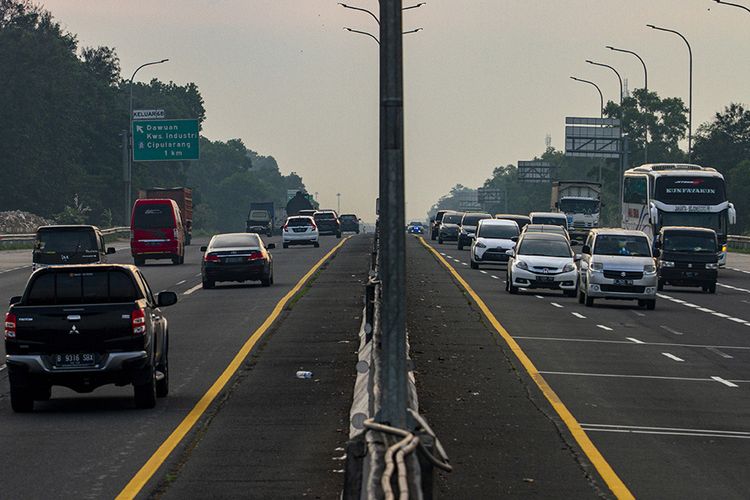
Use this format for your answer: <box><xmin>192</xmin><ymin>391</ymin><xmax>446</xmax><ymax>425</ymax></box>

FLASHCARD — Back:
<box><xmin>418</xmin><ymin>237</ymin><xmax>634</xmax><ymax>500</ymax></box>
<box><xmin>116</xmin><ymin>237</ymin><xmax>351</xmax><ymax>499</ymax></box>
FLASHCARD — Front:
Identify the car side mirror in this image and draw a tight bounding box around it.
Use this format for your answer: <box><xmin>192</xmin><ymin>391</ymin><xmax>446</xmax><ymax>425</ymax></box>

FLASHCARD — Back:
<box><xmin>157</xmin><ymin>291</ymin><xmax>178</xmax><ymax>307</ymax></box>
<box><xmin>9</xmin><ymin>295</ymin><xmax>21</xmax><ymax>306</ymax></box>
<box><xmin>266</xmin><ymin>243</ymin><xmax>276</xmax><ymax>249</ymax></box>
<box><xmin>574</xmin><ymin>254</ymin><xmax>582</xmax><ymax>262</ymax></box>
<box><xmin>511</xmin><ymin>236</ymin><xmax>519</xmax><ymax>242</ymax></box>
<box><xmin>505</xmin><ymin>249</ymin><xmax>514</xmax><ymax>256</ymax></box>
<box><xmin>200</xmin><ymin>245</ymin><xmax>208</xmax><ymax>252</ymax></box>
<box><xmin>106</xmin><ymin>247</ymin><xmax>116</xmax><ymax>255</ymax></box>
<box><xmin>581</xmin><ymin>245</ymin><xmax>591</xmax><ymax>255</ymax></box>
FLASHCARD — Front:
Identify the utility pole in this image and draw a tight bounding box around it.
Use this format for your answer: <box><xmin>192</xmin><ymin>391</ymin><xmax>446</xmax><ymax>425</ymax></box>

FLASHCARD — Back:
<box><xmin>377</xmin><ymin>0</ymin><xmax>407</xmax><ymax>429</ymax></box>
<box><xmin>337</xmin><ymin>192</ymin><xmax>341</xmax><ymax>213</ymax></box>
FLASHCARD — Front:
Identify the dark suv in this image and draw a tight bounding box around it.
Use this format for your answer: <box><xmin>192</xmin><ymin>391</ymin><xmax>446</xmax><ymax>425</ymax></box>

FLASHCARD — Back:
<box><xmin>457</xmin><ymin>212</ymin><xmax>492</xmax><ymax>250</ymax></box>
<box><xmin>339</xmin><ymin>214</ymin><xmax>360</xmax><ymax>234</ymax></box>
<box><xmin>656</xmin><ymin>226</ymin><xmax>718</xmax><ymax>293</ymax></box>
<box><xmin>430</xmin><ymin>210</ymin><xmax>449</xmax><ymax>240</ymax></box>
<box><xmin>33</xmin><ymin>225</ymin><xmax>115</xmax><ymax>271</ymax></box>
<box><xmin>314</xmin><ymin>211</ymin><xmax>341</xmax><ymax>238</ymax></box>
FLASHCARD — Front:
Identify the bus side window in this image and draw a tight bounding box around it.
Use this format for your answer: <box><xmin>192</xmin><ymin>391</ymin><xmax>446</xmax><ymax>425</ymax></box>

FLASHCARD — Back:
<box><xmin>624</xmin><ymin>176</ymin><xmax>647</xmax><ymax>204</ymax></box>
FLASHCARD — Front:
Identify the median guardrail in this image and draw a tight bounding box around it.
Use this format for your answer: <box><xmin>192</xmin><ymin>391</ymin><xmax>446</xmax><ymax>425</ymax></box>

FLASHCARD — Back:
<box><xmin>0</xmin><ymin>227</ymin><xmax>130</xmax><ymax>245</ymax></box>
<box><xmin>727</xmin><ymin>235</ymin><xmax>750</xmax><ymax>250</ymax></box>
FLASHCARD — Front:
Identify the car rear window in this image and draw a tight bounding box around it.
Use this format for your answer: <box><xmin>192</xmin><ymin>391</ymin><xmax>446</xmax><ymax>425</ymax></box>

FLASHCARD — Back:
<box><xmin>287</xmin><ymin>217</ymin><xmax>313</xmax><ymax>227</ymax></box>
<box><xmin>532</xmin><ymin>216</ymin><xmax>566</xmax><ymax>226</ymax></box>
<box><xmin>340</xmin><ymin>215</ymin><xmax>357</xmax><ymax>221</ymax></box>
<box><xmin>442</xmin><ymin>214</ymin><xmax>462</xmax><ymax>224</ymax></box>
<box><xmin>314</xmin><ymin>212</ymin><xmax>336</xmax><ymax>220</ymax></box>
<box><xmin>478</xmin><ymin>224</ymin><xmax>518</xmax><ymax>239</ymax></box>
<box><xmin>25</xmin><ymin>270</ymin><xmax>139</xmax><ymax>305</ymax></box>
<box><xmin>36</xmin><ymin>229</ymin><xmax>98</xmax><ymax>253</ymax></box>
<box><xmin>462</xmin><ymin>214</ymin><xmax>491</xmax><ymax>226</ymax></box>
<box><xmin>133</xmin><ymin>203</ymin><xmax>175</xmax><ymax>229</ymax></box>
<box><xmin>211</xmin><ymin>234</ymin><xmax>261</xmax><ymax>249</ymax></box>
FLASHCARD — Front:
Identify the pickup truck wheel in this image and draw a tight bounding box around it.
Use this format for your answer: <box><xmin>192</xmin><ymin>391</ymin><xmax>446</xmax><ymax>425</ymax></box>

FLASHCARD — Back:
<box><xmin>202</xmin><ymin>278</ymin><xmax>214</xmax><ymax>289</ymax></box>
<box><xmin>10</xmin><ymin>385</ymin><xmax>34</xmax><ymax>412</ymax></box>
<box><xmin>156</xmin><ymin>350</ymin><xmax>169</xmax><ymax>398</ymax></box>
<box><xmin>134</xmin><ymin>257</ymin><xmax>145</xmax><ymax>266</ymax></box>
<box><xmin>470</xmin><ymin>261</ymin><xmax>479</xmax><ymax>269</ymax></box>
<box><xmin>707</xmin><ymin>283</ymin><xmax>717</xmax><ymax>294</ymax></box>
<box><xmin>134</xmin><ymin>369</ymin><xmax>157</xmax><ymax>409</ymax></box>
<box><xmin>33</xmin><ymin>385</ymin><xmax>52</xmax><ymax>401</ymax></box>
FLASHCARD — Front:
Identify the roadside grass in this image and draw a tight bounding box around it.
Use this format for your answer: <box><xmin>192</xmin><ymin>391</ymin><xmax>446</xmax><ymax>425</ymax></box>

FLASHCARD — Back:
<box><xmin>729</xmin><ymin>246</ymin><xmax>750</xmax><ymax>255</ymax></box>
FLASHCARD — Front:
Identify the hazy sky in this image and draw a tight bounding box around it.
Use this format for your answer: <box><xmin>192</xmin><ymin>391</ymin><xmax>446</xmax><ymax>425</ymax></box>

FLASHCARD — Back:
<box><xmin>42</xmin><ymin>0</ymin><xmax>750</xmax><ymax>221</ymax></box>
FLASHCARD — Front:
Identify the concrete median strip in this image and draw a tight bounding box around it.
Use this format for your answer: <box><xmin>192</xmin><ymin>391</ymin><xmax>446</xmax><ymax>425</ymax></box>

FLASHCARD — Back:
<box><xmin>418</xmin><ymin>237</ymin><xmax>635</xmax><ymax>500</ymax></box>
<box><xmin>115</xmin><ymin>237</ymin><xmax>350</xmax><ymax>499</ymax></box>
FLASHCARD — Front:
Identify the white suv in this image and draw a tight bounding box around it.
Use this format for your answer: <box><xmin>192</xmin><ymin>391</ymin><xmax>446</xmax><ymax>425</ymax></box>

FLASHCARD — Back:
<box><xmin>282</xmin><ymin>216</ymin><xmax>319</xmax><ymax>248</ymax></box>
<box><xmin>470</xmin><ymin>219</ymin><xmax>519</xmax><ymax>269</ymax></box>
<box><xmin>578</xmin><ymin>229</ymin><xmax>658</xmax><ymax>309</ymax></box>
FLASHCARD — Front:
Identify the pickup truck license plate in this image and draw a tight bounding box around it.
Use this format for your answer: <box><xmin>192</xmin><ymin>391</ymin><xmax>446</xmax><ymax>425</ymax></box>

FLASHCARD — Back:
<box><xmin>614</xmin><ymin>279</ymin><xmax>634</xmax><ymax>286</ymax></box>
<box><xmin>53</xmin><ymin>353</ymin><xmax>96</xmax><ymax>368</ymax></box>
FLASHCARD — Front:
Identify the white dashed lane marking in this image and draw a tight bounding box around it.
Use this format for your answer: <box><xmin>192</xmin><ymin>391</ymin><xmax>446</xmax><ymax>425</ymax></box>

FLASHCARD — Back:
<box><xmin>707</xmin><ymin>347</ymin><xmax>734</xmax><ymax>359</ymax></box>
<box><xmin>572</xmin><ymin>312</ymin><xmax>587</xmax><ymax>319</ymax></box>
<box><xmin>658</xmin><ymin>293</ymin><xmax>750</xmax><ymax>326</ymax></box>
<box><xmin>660</xmin><ymin>325</ymin><xmax>684</xmax><ymax>336</ymax></box>
<box><xmin>596</xmin><ymin>324</ymin><xmax>613</xmax><ymax>331</ymax></box>
<box><xmin>662</xmin><ymin>352</ymin><xmax>685</xmax><ymax>362</ymax></box>
<box><xmin>711</xmin><ymin>376</ymin><xmax>739</xmax><ymax>388</ymax></box>
<box><xmin>490</xmin><ymin>275</ymin><xmax>499</xmax><ymax>280</ymax></box>
<box><xmin>183</xmin><ymin>283</ymin><xmax>202</xmax><ymax>295</ymax></box>
<box><xmin>550</xmin><ymin>302</ymin><xmax>564</xmax><ymax>308</ymax></box>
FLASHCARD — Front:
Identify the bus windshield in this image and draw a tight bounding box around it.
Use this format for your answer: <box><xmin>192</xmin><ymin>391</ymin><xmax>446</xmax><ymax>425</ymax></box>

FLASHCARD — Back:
<box><xmin>559</xmin><ymin>199</ymin><xmax>600</xmax><ymax>214</ymax></box>
<box><xmin>654</xmin><ymin>176</ymin><xmax>726</xmax><ymax>205</ymax></box>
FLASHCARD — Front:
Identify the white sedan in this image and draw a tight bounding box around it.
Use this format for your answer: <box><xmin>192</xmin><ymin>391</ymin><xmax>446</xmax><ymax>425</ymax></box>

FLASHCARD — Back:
<box><xmin>506</xmin><ymin>232</ymin><xmax>579</xmax><ymax>297</ymax></box>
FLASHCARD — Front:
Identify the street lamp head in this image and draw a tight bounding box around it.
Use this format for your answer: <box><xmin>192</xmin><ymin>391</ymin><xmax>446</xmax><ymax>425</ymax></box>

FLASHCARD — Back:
<box><xmin>160</xmin><ymin>58</ymin><xmax>169</xmax><ymax>63</ymax></box>
<box><xmin>646</xmin><ymin>24</ymin><xmax>657</xmax><ymax>29</ymax></box>
<box><xmin>585</xmin><ymin>59</ymin><xmax>594</xmax><ymax>64</ymax></box>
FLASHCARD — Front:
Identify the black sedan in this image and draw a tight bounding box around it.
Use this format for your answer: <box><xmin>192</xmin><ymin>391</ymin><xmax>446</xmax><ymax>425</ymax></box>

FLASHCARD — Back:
<box><xmin>201</xmin><ymin>233</ymin><xmax>275</xmax><ymax>289</ymax></box>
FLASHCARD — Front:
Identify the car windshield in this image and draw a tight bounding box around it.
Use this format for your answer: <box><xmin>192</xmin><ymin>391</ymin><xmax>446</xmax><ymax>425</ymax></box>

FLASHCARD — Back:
<box><xmin>133</xmin><ymin>203</ymin><xmax>174</xmax><ymax>229</ymax></box>
<box><xmin>36</xmin><ymin>229</ymin><xmax>97</xmax><ymax>253</ymax></box>
<box><xmin>518</xmin><ymin>238</ymin><xmax>571</xmax><ymax>258</ymax></box>
<box><xmin>594</xmin><ymin>235</ymin><xmax>651</xmax><ymax>257</ymax></box>
<box><xmin>462</xmin><ymin>215</ymin><xmax>490</xmax><ymax>226</ymax></box>
<box><xmin>442</xmin><ymin>214</ymin><xmax>462</xmax><ymax>224</ymax></box>
<box><xmin>340</xmin><ymin>215</ymin><xmax>357</xmax><ymax>221</ymax></box>
<box><xmin>478</xmin><ymin>224</ymin><xmax>518</xmax><ymax>239</ymax></box>
<box><xmin>286</xmin><ymin>217</ymin><xmax>313</xmax><ymax>227</ymax></box>
<box><xmin>532</xmin><ymin>216</ymin><xmax>566</xmax><ymax>226</ymax></box>
<box><xmin>211</xmin><ymin>234</ymin><xmax>261</xmax><ymax>249</ymax></box>
<box><xmin>559</xmin><ymin>199</ymin><xmax>600</xmax><ymax>214</ymax></box>
<box><xmin>663</xmin><ymin>234</ymin><xmax>716</xmax><ymax>253</ymax></box>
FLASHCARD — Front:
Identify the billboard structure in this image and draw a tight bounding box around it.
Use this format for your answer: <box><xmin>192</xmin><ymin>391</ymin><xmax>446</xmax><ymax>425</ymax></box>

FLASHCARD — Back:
<box><xmin>565</xmin><ymin>117</ymin><xmax>621</xmax><ymax>158</ymax></box>
<box><xmin>517</xmin><ymin>161</ymin><xmax>556</xmax><ymax>183</ymax></box>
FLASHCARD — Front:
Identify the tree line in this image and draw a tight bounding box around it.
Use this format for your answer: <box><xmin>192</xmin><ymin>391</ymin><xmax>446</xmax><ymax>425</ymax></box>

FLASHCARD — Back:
<box><xmin>431</xmin><ymin>88</ymin><xmax>750</xmax><ymax>234</ymax></box>
<box><xmin>0</xmin><ymin>0</ymin><xmax>309</xmax><ymax>232</ymax></box>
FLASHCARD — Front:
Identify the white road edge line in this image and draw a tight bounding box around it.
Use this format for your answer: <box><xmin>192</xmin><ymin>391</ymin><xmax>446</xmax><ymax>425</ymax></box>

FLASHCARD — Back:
<box><xmin>662</xmin><ymin>352</ymin><xmax>684</xmax><ymax>362</ymax></box>
<box><xmin>183</xmin><ymin>284</ymin><xmax>202</xmax><ymax>295</ymax></box>
<box><xmin>711</xmin><ymin>376</ymin><xmax>739</xmax><ymax>388</ymax></box>
<box><xmin>0</xmin><ymin>364</ymin><xmax>6</xmax><ymax>372</ymax></box>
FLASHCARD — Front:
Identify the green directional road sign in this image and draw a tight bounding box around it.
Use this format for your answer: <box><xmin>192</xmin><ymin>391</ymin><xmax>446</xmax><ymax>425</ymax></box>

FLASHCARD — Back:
<box><xmin>132</xmin><ymin>119</ymin><xmax>200</xmax><ymax>161</ymax></box>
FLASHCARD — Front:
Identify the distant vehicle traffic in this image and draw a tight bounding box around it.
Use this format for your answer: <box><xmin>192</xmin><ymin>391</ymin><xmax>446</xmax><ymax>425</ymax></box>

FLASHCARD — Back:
<box><xmin>529</xmin><ymin>211</ymin><xmax>569</xmax><ymax>229</ymax></box>
<box><xmin>522</xmin><ymin>223</ymin><xmax>570</xmax><ymax>241</ymax></box>
<box><xmin>285</xmin><ymin>191</ymin><xmax>315</xmax><ymax>216</ymax></box>
<box><xmin>622</xmin><ymin>164</ymin><xmax>736</xmax><ymax>266</ymax></box>
<box><xmin>494</xmin><ymin>214</ymin><xmax>530</xmax><ymax>232</ymax></box>
<box><xmin>246</xmin><ymin>202</ymin><xmax>275</xmax><ymax>237</ymax></box>
<box><xmin>407</xmin><ymin>221</ymin><xmax>425</xmax><ymax>234</ymax></box>
<box><xmin>314</xmin><ymin>210</ymin><xmax>341</xmax><ymax>238</ymax></box>
<box><xmin>551</xmin><ymin>181</ymin><xmax>602</xmax><ymax>240</ymax></box>
<box><xmin>506</xmin><ymin>232</ymin><xmax>578</xmax><ymax>297</ymax></box>
<box><xmin>457</xmin><ymin>212</ymin><xmax>492</xmax><ymax>250</ymax></box>
<box><xmin>430</xmin><ymin>210</ymin><xmax>450</xmax><ymax>240</ymax></box>
<box><xmin>4</xmin><ymin>264</ymin><xmax>176</xmax><ymax>412</ymax></box>
<box><xmin>282</xmin><ymin>216</ymin><xmax>320</xmax><ymax>248</ymax></box>
<box><xmin>578</xmin><ymin>228</ymin><xmax>658</xmax><ymax>309</ymax></box>
<box><xmin>130</xmin><ymin>198</ymin><xmax>186</xmax><ymax>266</ymax></box>
<box><xmin>201</xmin><ymin>233</ymin><xmax>275</xmax><ymax>288</ymax></box>
<box><xmin>656</xmin><ymin>226</ymin><xmax>718</xmax><ymax>293</ymax></box>
<box><xmin>340</xmin><ymin>214</ymin><xmax>360</xmax><ymax>234</ymax></box>
<box><xmin>437</xmin><ymin>212</ymin><xmax>463</xmax><ymax>244</ymax></box>
<box><xmin>470</xmin><ymin>219</ymin><xmax>519</xmax><ymax>268</ymax></box>
<box><xmin>298</xmin><ymin>209</ymin><xmax>317</xmax><ymax>217</ymax></box>
<box><xmin>32</xmin><ymin>225</ymin><xmax>115</xmax><ymax>271</ymax></box>
<box><xmin>138</xmin><ymin>187</ymin><xmax>193</xmax><ymax>245</ymax></box>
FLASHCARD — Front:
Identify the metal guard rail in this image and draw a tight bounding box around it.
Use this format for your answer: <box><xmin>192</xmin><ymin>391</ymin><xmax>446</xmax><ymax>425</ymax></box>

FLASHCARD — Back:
<box><xmin>727</xmin><ymin>235</ymin><xmax>750</xmax><ymax>250</ymax></box>
<box><xmin>0</xmin><ymin>227</ymin><xmax>130</xmax><ymax>244</ymax></box>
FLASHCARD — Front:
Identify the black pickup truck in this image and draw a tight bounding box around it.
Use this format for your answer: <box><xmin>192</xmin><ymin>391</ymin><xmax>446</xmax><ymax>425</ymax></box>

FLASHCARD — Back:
<box><xmin>4</xmin><ymin>264</ymin><xmax>177</xmax><ymax>412</ymax></box>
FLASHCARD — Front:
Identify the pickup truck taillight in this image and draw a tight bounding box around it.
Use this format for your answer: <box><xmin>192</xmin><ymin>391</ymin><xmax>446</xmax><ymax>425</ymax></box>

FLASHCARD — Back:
<box><xmin>204</xmin><ymin>253</ymin><xmax>220</xmax><ymax>263</ymax></box>
<box><xmin>247</xmin><ymin>251</ymin><xmax>264</xmax><ymax>261</ymax></box>
<box><xmin>131</xmin><ymin>308</ymin><xmax>146</xmax><ymax>335</ymax></box>
<box><xmin>5</xmin><ymin>312</ymin><xmax>17</xmax><ymax>339</ymax></box>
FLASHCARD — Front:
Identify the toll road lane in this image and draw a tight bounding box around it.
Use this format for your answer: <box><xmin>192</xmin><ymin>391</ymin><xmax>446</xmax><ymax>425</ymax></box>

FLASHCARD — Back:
<box><xmin>0</xmin><ymin>234</ymin><xmax>348</xmax><ymax>500</ymax></box>
<box><xmin>422</xmin><ymin>237</ymin><xmax>750</xmax><ymax>499</ymax></box>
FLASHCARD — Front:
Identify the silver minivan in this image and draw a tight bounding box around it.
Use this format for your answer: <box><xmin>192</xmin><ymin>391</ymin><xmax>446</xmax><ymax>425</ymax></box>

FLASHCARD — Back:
<box><xmin>578</xmin><ymin>228</ymin><xmax>658</xmax><ymax>309</ymax></box>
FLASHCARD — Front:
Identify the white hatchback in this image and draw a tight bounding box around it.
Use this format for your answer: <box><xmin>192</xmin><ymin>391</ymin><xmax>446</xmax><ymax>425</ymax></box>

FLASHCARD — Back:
<box><xmin>506</xmin><ymin>232</ymin><xmax>579</xmax><ymax>297</ymax></box>
<box><xmin>282</xmin><ymin>216</ymin><xmax>319</xmax><ymax>248</ymax></box>
<box><xmin>470</xmin><ymin>219</ymin><xmax>519</xmax><ymax>269</ymax></box>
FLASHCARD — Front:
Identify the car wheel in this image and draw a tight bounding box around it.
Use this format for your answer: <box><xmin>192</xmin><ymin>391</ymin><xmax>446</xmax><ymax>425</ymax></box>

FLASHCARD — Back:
<box><xmin>457</xmin><ymin>240</ymin><xmax>464</xmax><ymax>250</ymax></box>
<box><xmin>563</xmin><ymin>289</ymin><xmax>577</xmax><ymax>298</ymax></box>
<box><xmin>646</xmin><ymin>299</ymin><xmax>656</xmax><ymax>310</ymax></box>
<box><xmin>156</xmin><ymin>343</ymin><xmax>169</xmax><ymax>398</ymax></box>
<box><xmin>657</xmin><ymin>279</ymin><xmax>665</xmax><ymax>291</ymax></box>
<box><xmin>179</xmin><ymin>253</ymin><xmax>185</xmax><ymax>265</ymax></box>
<box><xmin>10</xmin><ymin>384</ymin><xmax>34</xmax><ymax>413</ymax></box>
<box><xmin>261</xmin><ymin>271</ymin><xmax>272</xmax><ymax>287</ymax></box>
<box><xmin>33</xmin><ymin>385</ymin><xmax>52</xmax><ymax>401</ymax></box>
<box><xmin>578</xmin><ymin>287</ymin><xmax>585</xmax><ymax>304</ymax></box>
<box><xmin>470</xmin><ymin>260</ymin><xmax>479</xmax><ymax>269</ymax></box>
<box><xmin>314</xmin><ymin>242</ymin><xmax>320</xmax><ymax>248</ymax></box>
<box><xmin>336</xmin><ymin>232</ymin><xmax>342</xmax><ymax>239</ymax></box>
<box><xmin>438</xmin><ymin>237</ymin><xmax>443</xmax><ymax>244</ymax></box>
<box><xmin>202</xmin><ymin>278</ymin><xmax>214</xmax><ymax>289</ymax></box>
<box><xmin>283</xmin><ymin>242</ymin><xmax>289</xmax><ymax>249</ymax></box>
<box><xmin>134</xmin><ymin>367</ymin><xmax>157</xmax><ymax>409</ymax></box>
<box><xmin>584</xmin><ymin>294</ymin><xmax>594</xmax><ymax>307</ymax></box>
<box><xmin>172</xmin><ymin>255</ymin><xmax>180</xmax><ymax>265</ymax></box>
<box><xmin>708</xmin><ymin>283</ymin><xmax>716</xmax><ymax>294</ymax></box>
<box><xmin>134</xmin><ymin>257</ymin><xmax>145</xmax><ymax>266</ymax></box>
<box><xmin>507</xmin><ymin>272</ymin><xmax>518</xmax><ymax>294</ymax></box>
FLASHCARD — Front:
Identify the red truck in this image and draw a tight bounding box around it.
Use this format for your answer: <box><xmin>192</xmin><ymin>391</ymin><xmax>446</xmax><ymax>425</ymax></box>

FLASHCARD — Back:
<box><xmin>137</xmin><ymin>187</ymin><xmax>193</xmax><ymax>244</ymax></box>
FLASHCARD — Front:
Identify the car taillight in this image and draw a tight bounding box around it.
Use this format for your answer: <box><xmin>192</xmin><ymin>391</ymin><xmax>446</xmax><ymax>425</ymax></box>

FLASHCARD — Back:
<box><xmin>204</xmin><ymin>253</ymin><xmax>220</xmax><ymax>263</ymax></box>
<box><xmin>247</xmin><ymin>251</ymin><xmax>264</xmax><ymax>261</ymax></box>
<box><xmin>131</xmin><ymin>308</ymin><xmax>146</xmax><ymax>335</ymax></box>
<box><xmin>283</xmin><ymin>224</ymin><xmax>289</xmax><ymax>231</ymax></box>
<box><xmin>4</xmin><ymin>312</ymin><xmax>17</xmax><ymax>339</ymax></box>
<box><xmin>311</xmin><ymin>223</ymin><xmax>317</xmax><ymax>230</ymax></box>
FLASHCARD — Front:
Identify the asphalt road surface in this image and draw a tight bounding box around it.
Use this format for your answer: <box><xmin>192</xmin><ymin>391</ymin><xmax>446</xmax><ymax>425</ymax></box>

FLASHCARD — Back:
<box><xmin>0</xmin><ymin>234</ymin><xmax>360</xmax><ymax>499</ymax></box>
<box><xmin>421</xmin><ymin>235</ymin><xmax>750</xmax><ymax>499</ymax></box>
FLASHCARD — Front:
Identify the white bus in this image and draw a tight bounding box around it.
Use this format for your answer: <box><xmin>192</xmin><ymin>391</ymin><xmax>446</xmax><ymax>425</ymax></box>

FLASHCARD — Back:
<box><xmin>622</xmin><ymin>164</ymin><xmax>736</xmax><ymax>264</ymax></box>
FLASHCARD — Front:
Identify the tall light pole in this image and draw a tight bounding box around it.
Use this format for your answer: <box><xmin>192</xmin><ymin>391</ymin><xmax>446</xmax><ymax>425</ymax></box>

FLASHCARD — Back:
<box><xmin>714</xmin><ymin>0</ymin><xmax>750</xmax><ymax>13</ymax></box>
<box><xmin>571</xmin><ymin>76</ymin><xmax>605</xmax><ymax>182</ymax></box>
<box><xmin>586</xmin><ymin>60</ymin><xmax>623</xmax><ymax>106</ymax></box>
<box><xmin>337</xmin><ymin>193</ymin><xmax>341</xmax><ymax>213</ymax></box>
<box><xmin>126</xmin><ymin>58</ymin><xmax>169</xmax><ymax>225</ymax></box>
<box><xmin>647</xmin><ymin>24</ymin><xmax>692</xmax><ymax>160</ymax></box>
<box><xmin>607</xmin><ymin>45</ymin><xmax>648</xmax><ymax>162</ymax></box>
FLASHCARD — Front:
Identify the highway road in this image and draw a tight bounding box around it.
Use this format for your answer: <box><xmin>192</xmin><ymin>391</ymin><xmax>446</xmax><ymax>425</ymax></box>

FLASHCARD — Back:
<box><xmin>420</xmin><ymin>235</ymin><xmax>750</xmax><ymax>499</ymax></box>
<box><xmin>0</xmin><ymin>234</ymin><xmax>361</xmax><ymax>498</ymax></box>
